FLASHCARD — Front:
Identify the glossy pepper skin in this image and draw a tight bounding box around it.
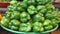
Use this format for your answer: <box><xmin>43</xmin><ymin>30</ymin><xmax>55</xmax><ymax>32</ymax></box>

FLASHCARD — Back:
<box><xmin>27</xmin><ymin>6</ymin><xmax>37</xmax><ymax>15</ymax></box>
<box><xmin>9</xmin><ymin>19</ymin><xmax>20</xmax><ymax>30</ymax></box>
<box><xmin>33</xmin><ymin>22</ymin><xmax>44</xmax><ymax>32</ymax></box>
<box><xmin>1</xmin><ymin>17</ymin><xmax>10</xmax><ymax>27</ymax></box>
<box><xmin>33</xmin><ymin>14</ymin><xmax>44</xmax><ymax>22</ymax></box>
<box><xmin>19</xmin><ymin>22</ymin><xmax>31</xmax><ymax>32</ymax></box>
<box><xmin>20</xmin><ymin>12</ymin><xmax>30</xmax><ymax>22</ymax></box>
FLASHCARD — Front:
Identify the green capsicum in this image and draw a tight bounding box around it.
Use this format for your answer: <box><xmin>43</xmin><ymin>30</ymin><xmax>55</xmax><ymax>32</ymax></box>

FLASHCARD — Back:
<box><xmin>33</xmin><ymin>14</ymin><xmax>44</xmax><ymax>22</ymax></box>
<box><xmin>20</xmin><ymin>12</ymin><xmax>30</xmax><ymax>22</ymax></box>
<box><xmin>43</xmin><ymin>19</ymin><xmax>51</xmax><ymax>26</ymax></box>
<box><xmin>27</xmin><ymin>6</ymin><xmax>37</xmax><ymax>15</ymax></box>
<box><xmin>9</xmin><ymin>19</ymin><xmax>20</xmax><ymax>30</ymax></box>
<box><xmin>33</xmin><ymin>22</ymin><xmax>44</xmax><ymax>32</ymax></box>
<box><xmin>1</xmin><ymin>17</ymin><xmax>10</xmax><ymax>27</ymax></box>
<box><xmin>19</xmin><ymin>22</ymin><xmax>31</xmax><ymax>32</ymax></box>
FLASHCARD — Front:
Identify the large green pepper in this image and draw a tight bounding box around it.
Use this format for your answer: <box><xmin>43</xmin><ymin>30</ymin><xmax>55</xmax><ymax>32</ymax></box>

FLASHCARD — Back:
<box><xmin>9</xmin><ymin>19</ymin><xmax>20</xmax><ymax>26</ymax></box>
<box><xmin>9</xmin><ymin>19</ymin><xmax>20</xmax><ymax>30</ymax></box>
<box><xmin>20</xmin><ymin>12</ymin><xmax>30</xmax><ymax>22</ymax></box>
<box><xmin>33</xmin><ymin>14</ymin><xmax>44</xmax><ymax>22</ymax></box>
<box><xmin>19</xmin><ymin>22</ymin><xmax>31</xmax><ymax>32</ymax></box>
<box><xmin>11</xmin><ymin>11</ymin><xmax>20</xmax><ymax>19</ymax></box>
<box><xmin>27</xmin><ymin>6</ymin><xmax>37</xmax><ymax>15</ymax></box>
<box><xmin>33</xmin><ymin>22</ymin><xmax>44</xmax><ymax>32</ymax></box>
<box><xmin>1</xmin><ymin>17</ymin><xmax>10</xmax><ymax>27</ymax></box>
<box><xmin>43</xmin><ymin>19</ymin><xmax>51</xmax><ymax>26</ymax></box>
<box><xmin>37</xmin><ymin>5</ymin><xmax>47</xmax><ymax>14</ymax></box>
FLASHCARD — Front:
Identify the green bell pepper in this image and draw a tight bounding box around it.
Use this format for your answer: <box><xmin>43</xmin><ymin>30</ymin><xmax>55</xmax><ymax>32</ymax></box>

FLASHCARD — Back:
<box><xmin>20</xmin><ymin>12</ymin><xmax>30</xmax><ymax>22</ymax></box>
<box><xmin>33</xmin><ymin>22</ymin><xmax>44</xmax><ymax>32</ymax></box>
<box><xmin>9</xmin><ymin>19</ymin><xmax>20</xmax><ymax>30</ymax></box>
<box><xmin>9</xmin><ymin>19</ymin><xmax>20</xmax><ymax>26</ymax></box>
<box><xmin>27</xmin><ymin>6</ymin><xmax>37</xmax><ymax>15</ymax></box>
<box><xmin>43</xmin><ymin>19</ymin><xmax>51</xmax><ymax>26</ymax></box>
<box><xmin>1</xmin><ymin>17</ymin><xmax>10</xmax><ymax>27</ymax></box>
<box><xmin>19</xmin><ymin>22</ymin><xmax>31</xmax><ymax>32</ymax></box>
<box><xmin>37</xmin><ymin>5</ymin><xmax>47</xmax><ymax>14</ymax></box>
<box><xmin>33</xmin><ymin>14</ymin><xmax>45</xmax><ymax>22</ymax></box>
<box><xmin>11</xmin><ymin>11</ymin><xmax>20</xmax><ymax>19</ymax></box>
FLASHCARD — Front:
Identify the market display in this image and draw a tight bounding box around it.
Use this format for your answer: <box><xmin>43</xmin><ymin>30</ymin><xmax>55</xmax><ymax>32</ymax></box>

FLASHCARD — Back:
<box><xmin>1</xmin><ymin>0</ymin><xmax>58</xmax><ymax>32</ymax></box>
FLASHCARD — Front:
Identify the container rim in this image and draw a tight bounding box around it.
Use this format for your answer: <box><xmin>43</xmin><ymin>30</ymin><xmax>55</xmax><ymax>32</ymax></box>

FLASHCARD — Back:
<box><xmin>1</xmin><ymin>24</ymin><xmax>58</xmax><ymax>34</ymax></box>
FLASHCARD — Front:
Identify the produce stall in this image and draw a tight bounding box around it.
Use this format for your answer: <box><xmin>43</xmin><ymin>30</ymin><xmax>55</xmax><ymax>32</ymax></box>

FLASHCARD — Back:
<box><xmin>0</xmin><ymin>0</ymin><xmax>60</xmax><ymax>34</ymax></box>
